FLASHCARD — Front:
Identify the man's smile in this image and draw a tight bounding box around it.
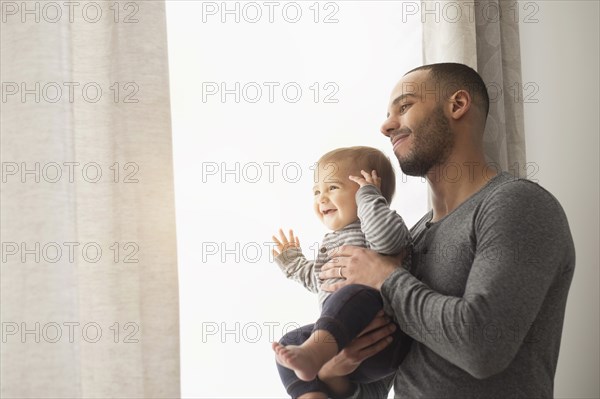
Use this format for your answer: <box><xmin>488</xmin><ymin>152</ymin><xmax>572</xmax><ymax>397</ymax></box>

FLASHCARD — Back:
<box><xmin>392</xmin><ymin>132</ymin><xmax>411</xmax><ymax>150</ymax></box>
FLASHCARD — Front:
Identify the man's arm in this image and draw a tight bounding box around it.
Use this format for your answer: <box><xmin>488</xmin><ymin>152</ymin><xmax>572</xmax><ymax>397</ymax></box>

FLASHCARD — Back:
<box><xmin>356</xmin><ymin>184</ymin><xmax>411</xmax><ymax>255</ymax></box>
<box><xmin>322</xmin><ymin>181</ymin><xmax>574</xmax><ymax>379</ymax></box>
<box><xmin>380</xmin><ymin>181</ymin><xmax>575</xmax><ymax>378</ymax></box>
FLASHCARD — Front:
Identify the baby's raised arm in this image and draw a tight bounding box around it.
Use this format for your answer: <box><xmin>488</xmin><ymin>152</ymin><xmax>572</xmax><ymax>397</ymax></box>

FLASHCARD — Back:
<box><xmin>272</xmin><ymin>228</ymin><xmax>319</xmax><ymax>294</ymax></box>
<box><xmin>349</xmin><ymin>170</ymin><xmax>411</xmax><ymax>256</ymax></box>
<box><xmin>272</xmin><ymin>228</ymin><xmax>300</xmax><ymax>258</ymax></box>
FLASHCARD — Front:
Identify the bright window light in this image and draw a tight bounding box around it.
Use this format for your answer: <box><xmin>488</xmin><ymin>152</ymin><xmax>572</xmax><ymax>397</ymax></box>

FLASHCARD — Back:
<box><xmin>166</xmin><ymin>1</ymin><xmax>427</xmax><ymax>396</ymax></box>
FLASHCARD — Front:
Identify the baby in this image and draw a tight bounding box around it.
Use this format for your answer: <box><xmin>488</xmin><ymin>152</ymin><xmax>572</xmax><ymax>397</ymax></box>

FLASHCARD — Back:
<box><xmin>271</xmin><ymin>146</ymin><xmax>412</xmax><ymax>398</ymax></box>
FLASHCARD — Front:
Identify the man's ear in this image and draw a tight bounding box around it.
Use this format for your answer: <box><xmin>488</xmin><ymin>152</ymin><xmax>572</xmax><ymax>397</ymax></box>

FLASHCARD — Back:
<box><xmin>448</xmin><ymin>90</ymin><xmax>471</xmax><ymax>120</ymax></box>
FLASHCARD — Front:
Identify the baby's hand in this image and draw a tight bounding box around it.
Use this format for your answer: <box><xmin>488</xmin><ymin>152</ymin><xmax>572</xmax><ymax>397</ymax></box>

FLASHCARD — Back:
<box><xmin>349</xmin><ymin>170</ymin><xmax>382</xmax><ymax>190</ymax></box>
<box><xmin>272</xmin><ymin>228</ymin><xmax>301</xmax><ymax>258</ymax></box>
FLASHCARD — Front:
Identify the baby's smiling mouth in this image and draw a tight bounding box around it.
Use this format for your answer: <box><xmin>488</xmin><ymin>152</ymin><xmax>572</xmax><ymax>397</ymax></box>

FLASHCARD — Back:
<box><xmin>322</xmin><ymin>209</ymin><xmax>337</xmax><ymax>216</ymax></box>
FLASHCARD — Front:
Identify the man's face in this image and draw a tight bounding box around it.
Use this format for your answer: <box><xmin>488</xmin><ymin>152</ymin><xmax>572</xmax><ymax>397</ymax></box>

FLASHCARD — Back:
<box><xmin>380</xmin><ymin>70</ymin><xmax>455</xmax><ymax>177</ymax></box>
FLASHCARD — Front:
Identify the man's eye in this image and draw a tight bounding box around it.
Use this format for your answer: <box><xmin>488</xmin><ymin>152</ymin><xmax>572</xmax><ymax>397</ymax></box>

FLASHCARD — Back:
<box><xmin>399</xmin><ymin>104</ymin><xmax>410</xmax><ymax>113</ymax></box>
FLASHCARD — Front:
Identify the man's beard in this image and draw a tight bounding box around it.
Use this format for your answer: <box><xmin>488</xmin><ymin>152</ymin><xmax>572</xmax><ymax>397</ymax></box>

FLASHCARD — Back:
<box><xmin>398</xmin><ymin>104</ymin><xmax>454</xmax><ymax>177</ymax></box>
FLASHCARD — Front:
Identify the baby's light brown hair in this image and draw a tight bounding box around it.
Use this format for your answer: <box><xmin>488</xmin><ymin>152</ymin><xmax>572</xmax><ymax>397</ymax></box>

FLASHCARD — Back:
<box><xmin>317</xmin><ymin>146</ymin><xmax>396</xmax><ymax>203</ymax></box>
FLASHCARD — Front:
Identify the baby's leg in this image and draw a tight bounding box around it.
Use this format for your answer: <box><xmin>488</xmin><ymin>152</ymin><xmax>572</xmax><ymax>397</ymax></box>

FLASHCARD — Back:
<box><xmin>320</xmin><ymin>284</ymin><xmax>412</xmax><ymax>383</ymax></box>
<box><xmin>274</xmin><ymin>324</ymin><xmax>331</xmax><ymax>396</ymax></box>
<box><xmin>272</xmin><ymin>329</ymin><xmax>338</xmax><ymax>381</ymax></box>
<box><xmin>274</xmin><ymin>285</ymin><xmax>384</xmax><ymax>382</ymax></box>
<box><xmin>348</xmin><ymin>322</ymin><xmax>412</xmax><ymax>383</ymax></box>
<box><xmin>315</xmin><ymin>284</ymin><xmax>385</xmax><ymax>350</ymax></box>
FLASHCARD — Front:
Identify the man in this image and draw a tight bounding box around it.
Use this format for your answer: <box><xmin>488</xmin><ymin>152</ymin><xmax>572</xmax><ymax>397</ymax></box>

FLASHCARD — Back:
<box><xmin>315</xmin><ymin>63</ymin><xmax>575</xmax><ymax>398</ymax></box>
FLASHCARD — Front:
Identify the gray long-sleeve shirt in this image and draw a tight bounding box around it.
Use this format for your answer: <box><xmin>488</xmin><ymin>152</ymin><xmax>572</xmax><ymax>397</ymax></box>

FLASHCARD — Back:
<box><xmin>275</xmin><ymin>184</ymin><xmax>412</xmax><ymax>308</ymax></box>
<box><xmin>350</xmin><ymin>172</ymin><xmax>575</xmax><ymax>398</ymax></box>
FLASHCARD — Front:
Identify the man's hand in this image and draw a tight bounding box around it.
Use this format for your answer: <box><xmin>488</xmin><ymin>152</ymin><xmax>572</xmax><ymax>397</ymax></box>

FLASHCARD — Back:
<box><xmin>320</xmin><ymin>310</ymin><xmax>396</xmax><ymax>377</ymax></box>
<box><xmin>320</xmin><ymin>245</ymin><xmax>402</xmax><ymax>291</ymax></box>
<box><xmin>271</xmin><ymin>228</ymin><xmax>300</xmax><ymax>258</ymax></box>
<box><xmin>349</xmin><ymin>169</ymin><xmax>382</xmax><ymax>190</ymax></box>
<box><xmin>317</xmin><ymin>311</ymin><xmax>396</xmax><ymax>396</ymax></box>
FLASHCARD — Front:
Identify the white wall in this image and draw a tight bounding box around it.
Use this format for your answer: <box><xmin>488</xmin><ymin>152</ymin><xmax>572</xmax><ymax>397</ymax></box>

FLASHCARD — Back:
<box><xmin>519</xmin><ymin>2</ymin><xmax>600</xmax><ymax>398</ymax></box>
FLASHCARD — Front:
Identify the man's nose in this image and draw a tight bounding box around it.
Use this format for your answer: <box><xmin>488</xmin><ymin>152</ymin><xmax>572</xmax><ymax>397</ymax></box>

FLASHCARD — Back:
<box><xmin>381</xmin><ymin>115</ymin><xmax>400</xmax><ymax>137</ymax></box>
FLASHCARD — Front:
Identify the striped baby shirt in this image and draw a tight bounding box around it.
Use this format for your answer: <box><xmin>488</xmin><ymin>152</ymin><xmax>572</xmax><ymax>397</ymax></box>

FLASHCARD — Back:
<box><xmin>275</xmin><ymin>184</ymin><xmax>412</xmax><ymax>308</ymax></box>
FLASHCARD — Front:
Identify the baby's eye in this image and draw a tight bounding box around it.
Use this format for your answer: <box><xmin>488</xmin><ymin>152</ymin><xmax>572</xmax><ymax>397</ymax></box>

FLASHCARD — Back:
<box><xmin>329</xmin><ymin>185</ymin><xmax>339</xmax><ymax>191</ymax></box>
<box><xmin>313</xmin><ymin>190</ymin><xmax>321</xmax><ymax>196</ymax></box>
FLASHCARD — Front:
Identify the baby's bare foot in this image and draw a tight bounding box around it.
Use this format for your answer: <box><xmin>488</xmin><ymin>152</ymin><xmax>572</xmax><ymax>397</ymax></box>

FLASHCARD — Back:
<box><xmin>272</xmin><ymin>342</ymin><xmax>322</xmax><ymax>382</ymax></box>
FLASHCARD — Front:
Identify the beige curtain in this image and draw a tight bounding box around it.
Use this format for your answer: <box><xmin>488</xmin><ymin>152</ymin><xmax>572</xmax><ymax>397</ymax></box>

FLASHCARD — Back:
<box><xmin>0</xmin><ymin>1</ymin><xmax>180</xmax><ymax>398</ymax></box>
<box><xmin>422</xmin><ymin>0</ymin><xmax>526</xmax><ymax>174</ymax></box>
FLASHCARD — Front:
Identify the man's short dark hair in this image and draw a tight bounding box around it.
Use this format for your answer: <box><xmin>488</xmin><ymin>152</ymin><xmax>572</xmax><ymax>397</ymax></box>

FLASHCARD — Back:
<box><xmin>406</xmin><ymin>63</ymin><xmax>490</xmax><ymax>117</ymax></box>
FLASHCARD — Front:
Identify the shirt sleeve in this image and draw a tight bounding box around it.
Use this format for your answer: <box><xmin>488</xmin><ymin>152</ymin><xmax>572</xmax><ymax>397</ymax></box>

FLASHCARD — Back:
<box><xmin>356</xmin><ymin>184</ymin><xmax>412</xmax><ymax>255</ymax></box>
<box><xmin>380</xmin><ymin>180</ymin><xmax>575</xmax><ymax>379</ymax></box>
<box><xmin>274</xmin><ymin>247</ymin><xmax>319</xmax><ymax>294</ymax></box>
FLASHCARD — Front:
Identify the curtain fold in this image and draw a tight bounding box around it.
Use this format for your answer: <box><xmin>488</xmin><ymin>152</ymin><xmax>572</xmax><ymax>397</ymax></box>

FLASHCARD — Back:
<box><xmin>422</xmin><ymin>0</ymin><xmax>526</xmax><ymax>174</ymax></box>
<box><xmin>1</xmin><ymin>2</ymin><xmax>180</xmax><ymax>398</ymax></box>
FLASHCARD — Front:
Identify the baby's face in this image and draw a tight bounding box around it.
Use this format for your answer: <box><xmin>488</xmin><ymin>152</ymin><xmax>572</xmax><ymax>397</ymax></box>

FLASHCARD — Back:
<box><xmin>312</xmin><ymin>161</ymin><xmax>359</xmax><ymax>231</ymax></box>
